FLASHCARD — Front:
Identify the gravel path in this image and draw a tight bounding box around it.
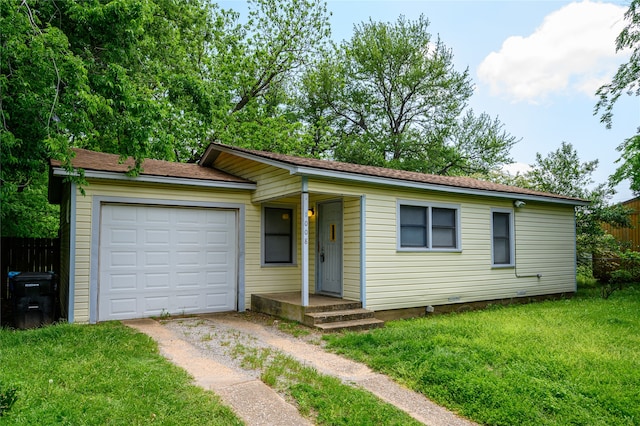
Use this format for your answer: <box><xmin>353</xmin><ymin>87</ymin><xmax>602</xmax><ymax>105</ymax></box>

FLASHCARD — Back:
<box><xmin>126</xmin><ymin>313</ymin><xmax>476</xmax><ymax>426</ymax></box>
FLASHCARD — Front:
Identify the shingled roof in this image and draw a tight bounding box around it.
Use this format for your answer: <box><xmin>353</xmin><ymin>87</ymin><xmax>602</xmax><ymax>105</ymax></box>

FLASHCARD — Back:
<box><xmin>205</xmin><ymin>143</ymin><xmax>587</xmax><ymax>204</ymax></box>
<box><xmin>50</xmin><ymin>148</ymin><xmax>252</xmax><ymax>184</ymax></box>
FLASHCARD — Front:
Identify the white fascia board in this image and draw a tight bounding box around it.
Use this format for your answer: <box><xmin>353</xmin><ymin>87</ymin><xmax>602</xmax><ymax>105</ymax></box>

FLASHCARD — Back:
<box><xmin>207</xmin><ymin>145</ymin><xmax>588</xmax><ymax>206</ymax></box>
<box><xmin>290</xmin><ymin>166</ymin><xmax>589</xmax><ymax>207</ymax></box>
<box><xmin>51</xmin><ymin>167</ymin><xmax>256</xmax><ymax>190</ymax></box>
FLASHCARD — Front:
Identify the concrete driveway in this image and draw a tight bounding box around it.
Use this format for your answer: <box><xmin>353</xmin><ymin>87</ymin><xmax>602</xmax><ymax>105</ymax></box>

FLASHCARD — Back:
<box><xmin>125</xmin><ymin>313</ymin><xmax>475</xmax><ymax>426</ymax></box>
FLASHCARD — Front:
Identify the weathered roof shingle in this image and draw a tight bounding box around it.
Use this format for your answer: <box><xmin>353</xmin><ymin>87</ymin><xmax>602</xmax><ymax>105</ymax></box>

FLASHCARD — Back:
<box><xmin>50</xmin><ymin>148</ymin><xmax>252</xmax><ymax>184</ymax></box>
<box><xmin>211</xmin><ymin>143</ymin><xmax>586</xmax><ymax>203</ymax></box>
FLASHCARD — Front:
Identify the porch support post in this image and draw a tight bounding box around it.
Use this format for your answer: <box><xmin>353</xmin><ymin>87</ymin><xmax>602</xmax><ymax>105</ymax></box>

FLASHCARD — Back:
<box><xmin>301</xmin><ymin>179</ymin><xmax>310</xmax><ymax>307</ymax></box>
<box><xmin>360</xmin><ymin>195</ymin><xmax>366</xmax><ymax>308</ymax></box>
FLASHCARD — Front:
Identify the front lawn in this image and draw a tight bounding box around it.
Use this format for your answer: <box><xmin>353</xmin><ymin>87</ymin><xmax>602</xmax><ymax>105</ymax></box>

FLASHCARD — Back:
<box><xmin>325</xmin><ymin>287</ymin><xmax>640</xmax><ymax>426</ymax></box>
<box><xmin>0</xmin><ymin>322</ymin><xmax>242</xmax><ymax>425</ymax></box>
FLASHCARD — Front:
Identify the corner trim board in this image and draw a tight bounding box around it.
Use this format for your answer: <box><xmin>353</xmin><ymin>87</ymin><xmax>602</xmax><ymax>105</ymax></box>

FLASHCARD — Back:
<box><xmin>68</xmin><ymin>183</ymin><xmax>77</xmax><ymax>323</ymax></box>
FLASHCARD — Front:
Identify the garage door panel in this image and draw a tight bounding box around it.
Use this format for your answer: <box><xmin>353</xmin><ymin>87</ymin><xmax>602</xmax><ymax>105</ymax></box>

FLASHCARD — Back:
<box><xmin>177</xmin><ymin>230</ymin><xmax>200</xmax><ymax>244</ymax></box>
<box><xmin>145</xmin><ymin>208</ymin><xmax>171</xmax><ymax>223</ymax></box>
<box><xmin>176</xmin><ymin>209</ymin><xmax>201</xmax><ymax>225</ymax></box>
<box><xmin>98</xmin><ymin>205</ymin><xmax>237</xmax><ymax>321</ymax></box>
<box><xmin>176</xmin><ymin>251</ymin><xmax>201</xmax><ymax>266</ymax></box>
<box><xmin>175</xmin><ymin>294</ymin><xmax>200</xmax><ymax>310</ymax></box>
<box><xmin>110</xmin><ymin>207</ymin><xmax>138</xmax><ymax>223</ymax></box>
<box><xmin>175</xmin><ymin>271</ymin><xmax>200</xmax><ymax>287</ymax></box>
<box><xmin>144</xmin><ymin>296</ymin><xmax>171</xmax><ymax>313</ymax></box>
<box><xmin>207</xmin><ymin>230</ymin><xmax>230</xmax><ymax>243</ymax></box>
<box><xmin>145</xmin><ymin>251</ymin><xmax>170</xmax><ymax>266</ymax></box>
<box><xmin>206</xmin><ymin>210</ymin><xmax>232</xmax><ymax>224</ymax></box>
<box><xmin>110</xmin><ymin>274</ymin><xmax>138</xmax><ymax>290</ymax></box>
<box><xmin>205</xmin><ymin>293</ymin><xmax>233</xmax><ymax>309</ymax></box>
<box><xmin>109</xmin><ymin>298</ymin><xmax>138</xmax><ymax>317</ymax></box>
<box><xmin>111</xmin><ymin>252</ymin><xmax>137</xmax><ymax>267</ymax></box>
<box><xmin>145</xmin><ymin>229</ymin><xmax>170</xmax><ymax>244</ymax></box>
<box><xmin>111</xmin><ymin>229</ymin><xmax>137</xmax><ymax>245</ymax></box>
<box><xmin>206</xmin><ymin>271</ymin><xmax>229</xmax><ymax>285</ymax></box>
<box><xmin>144</xmin><ymin>273</ymin><xmax>170</xmax><ymax>288</ymax></box>
<box><xmin>207</xmin><ymin>251</ymin><xmax>230</xmax><ymax>265</ymax></box>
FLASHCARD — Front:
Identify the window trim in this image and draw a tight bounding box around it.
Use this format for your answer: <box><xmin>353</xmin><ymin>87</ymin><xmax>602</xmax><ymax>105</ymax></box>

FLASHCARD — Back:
<box><xmin>261</xmin><ymin>204</ymin><xmax>297</xmax><ymax>267</ymax></box>
<box><xmin>396</xmin><ymin>200</ymin><xmax>461</xmax><ymax>252</ymax></box>
<box><xmin>491</xmin><ymin>208</ymin><xmax>515</xmax><ymax>268</ymax></box>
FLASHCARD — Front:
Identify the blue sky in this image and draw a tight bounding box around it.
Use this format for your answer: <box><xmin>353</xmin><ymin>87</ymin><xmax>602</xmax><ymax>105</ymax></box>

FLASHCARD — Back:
<box><xmin>223</xmin><ymin>0</ymin><xmax>639</xmax><ymax>202</ymax></box>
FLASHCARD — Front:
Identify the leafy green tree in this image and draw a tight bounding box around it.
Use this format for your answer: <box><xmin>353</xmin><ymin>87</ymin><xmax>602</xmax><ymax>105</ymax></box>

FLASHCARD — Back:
<box><xmin>297</xmin><ymin>15</ymin><xmax>516</xmax><ymax>174</ymax></box>
<box><xmin>524</xmin><ymin>142</ymin><xmax>631</xmax><ymax>256</ymax></box>
<box><xmin>595</xmin><ymin>0</ymin><xmax>640</xmax><ymax>192</ymax></box>
<box><xmin>1</xmin><ymin>174</ymin><xmax>59</xmax><ymax>238</ymax></box>
<box><xmin>1</xmin><ymin>0</ymin><xmax>331</xmax><ymax>237</ymax></box>
<box><xmin>209</xmin><ymin>0</ymin><xmax>331</xmax><ymax>156</ymax></box>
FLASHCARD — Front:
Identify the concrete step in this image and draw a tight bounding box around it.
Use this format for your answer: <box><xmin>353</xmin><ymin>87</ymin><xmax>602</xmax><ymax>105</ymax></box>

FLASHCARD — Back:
<box><xmin>303</xmin><ymin>301</ymin><xmax>363</xmax><ymax>313</ymax></box>
<box><xmin>304</xmin><ymin>308</ymin><xmax>375</xmax><ymax>325</ymax></box>
<box><xmin>313</xmin><ymin>317</ymin><xmax>385</xmax><ymax>332</ymax></box>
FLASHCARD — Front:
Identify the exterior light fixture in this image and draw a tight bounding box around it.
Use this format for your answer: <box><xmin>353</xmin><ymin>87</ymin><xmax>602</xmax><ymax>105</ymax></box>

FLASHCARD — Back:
<box><xmin>514</xmin><ymin>200</ymin><xmax>526</xmax><ymax>208</ymax></box>
<box><xmin>308</xmin><ymin>207</ymin><xmax>315</xmax><ymax>217</ymax></box>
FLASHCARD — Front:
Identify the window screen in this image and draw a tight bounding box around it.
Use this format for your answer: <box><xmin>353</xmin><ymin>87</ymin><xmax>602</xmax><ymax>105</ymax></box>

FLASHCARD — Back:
<box><xmin>399</xmin><ymin>204</ymin><xmax>458</xmax><ymax>250</ymax></box>
<box><xmin>400</xmin><ymin>205</ymin><xmax>428</xmax><ymax>247</ymax></box>
<box><xmin>492</xmin><ymin>212</ymin><xmax>511</xmax><ymax>265</ymax></box>
<box><xmin>432</xmin><ymin>208</ymin><xmax>456</xmax><ymax>248</ymax></box>
<box><xmin>264</xmin><ymin>207</ymin><xmax>293</xmax><ymax>263</ymax></box>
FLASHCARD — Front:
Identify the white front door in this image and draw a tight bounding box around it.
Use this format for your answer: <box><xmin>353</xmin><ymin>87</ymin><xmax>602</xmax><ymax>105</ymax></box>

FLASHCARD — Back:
<box><xmin>317</xmin><ymin>201</ymin><xmax>343</xmax><ymax>296</ymax></box>
<box><xmin>98</xmin><ymin>204</ymin><xmax>237</xmax><ymax>321</ymax></box>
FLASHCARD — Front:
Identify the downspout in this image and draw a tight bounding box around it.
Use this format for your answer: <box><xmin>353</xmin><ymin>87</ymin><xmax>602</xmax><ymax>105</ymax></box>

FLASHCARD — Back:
<box><xmin>360</xmin><ymin>195</ymin><xmax>367</xmax><ymax>308</ymax></box>
<box><xmin>572</xmin><ymin>208</ymin><xmax>578</xmax><ymax>292</ymax></box>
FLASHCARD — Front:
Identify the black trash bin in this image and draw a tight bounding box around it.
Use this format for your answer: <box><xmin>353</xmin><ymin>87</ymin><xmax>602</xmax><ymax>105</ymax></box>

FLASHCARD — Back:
<box><xmin>9</xmin><ymin>272</ymin><xmax>57</xmax><ymax>329</ymax></box>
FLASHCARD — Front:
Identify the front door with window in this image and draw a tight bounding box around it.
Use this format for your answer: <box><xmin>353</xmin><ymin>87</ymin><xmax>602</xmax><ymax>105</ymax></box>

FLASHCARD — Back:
<box><xmin>317</xmin><ymin>201</ymin><xmax>343</xmax><ymax>296</ymax></box>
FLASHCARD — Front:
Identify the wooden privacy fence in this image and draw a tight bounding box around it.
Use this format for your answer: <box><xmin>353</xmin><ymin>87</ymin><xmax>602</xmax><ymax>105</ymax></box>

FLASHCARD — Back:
<box><xmin>1</xmin><ymin>237</ymin><xmax>60</xmax><ymax>299</ymax></box>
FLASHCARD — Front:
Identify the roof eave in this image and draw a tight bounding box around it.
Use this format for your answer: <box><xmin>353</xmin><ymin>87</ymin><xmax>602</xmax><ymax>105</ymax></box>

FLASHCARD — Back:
<box><xmin>202</xmin><ymin>144</ymin><xmax>588</xmax><ymax>206</ymax></box>
<box><xmin>291</xmin><ymin>166</ymin><xmax>588</xmax><ymax>206</ymax></box>
<box><xmin>51</xmin><ymin>167</ymin><xmax>257</xmax><ymax>190</ymax></box>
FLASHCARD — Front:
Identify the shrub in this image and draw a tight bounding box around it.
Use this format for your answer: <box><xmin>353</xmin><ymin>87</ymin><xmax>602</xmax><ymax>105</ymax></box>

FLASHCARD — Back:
<box><xmin>576</xmin><ymin>264</ymin><xmax>598</xmax><ymax>287</ymax></box>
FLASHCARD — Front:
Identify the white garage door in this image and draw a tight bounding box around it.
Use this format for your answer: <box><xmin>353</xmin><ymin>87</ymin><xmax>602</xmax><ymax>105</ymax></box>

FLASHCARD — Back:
<box><xmin>98</xmin><ymin>204</ymin><xmax>237</xmax><ymax>321</ymax></box>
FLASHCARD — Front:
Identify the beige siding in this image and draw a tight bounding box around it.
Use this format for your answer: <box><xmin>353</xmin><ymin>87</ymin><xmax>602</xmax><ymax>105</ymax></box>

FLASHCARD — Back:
<box><xmin>308</xmin><ymin>179</ymin><xmax>576</xmax><ymax>312</ymax></box>
<box><xmin>69</xmin><ymin>160</ymin><xmax>577</xmax><ymax>321</ymax></box>
<box><xmin>257</xmin><ymin>201</ymin><xmax>303</xmax><ymax>297</ymax></box>
<box><xmin>343</xmin><ymin>198</ymin><xmax>361</xmax><ymax>301</ymax></box>
<box><xmin>71</xmin><ymin>179</ymin><xmax>304</xmax><ymax>323</ymax></box>
<box><xmin>215</xmin><ymin>153</ymin><xmax>302</xmax><ymax>203</ymax></box>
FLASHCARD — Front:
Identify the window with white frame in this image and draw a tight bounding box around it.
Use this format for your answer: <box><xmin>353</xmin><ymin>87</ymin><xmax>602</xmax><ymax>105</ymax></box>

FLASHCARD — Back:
<box><xmin>492</xmin><ymin>209</ymin><xmax>514</xmax><ymax>266</ymax></box>
<box><xmin>397</xmin><ymin>201</ymin><xmax>460</xmax><ymax>251</ymax></box>
<box><xmin>263</xmin><ymin>206</ymin><xmax>294</xmax><ymax>264</ymax></box>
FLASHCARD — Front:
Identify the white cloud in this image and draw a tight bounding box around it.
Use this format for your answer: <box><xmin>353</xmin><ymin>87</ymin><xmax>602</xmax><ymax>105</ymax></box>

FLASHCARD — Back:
<box><xmin>477</xmin><ymin>1</ymin><xmax>629</xmax><ymax>103</ymax></box>
<box><xmin>502</xmin><ymin>162</ymin><xmax>532</xmax><ymax>176</ymax></box>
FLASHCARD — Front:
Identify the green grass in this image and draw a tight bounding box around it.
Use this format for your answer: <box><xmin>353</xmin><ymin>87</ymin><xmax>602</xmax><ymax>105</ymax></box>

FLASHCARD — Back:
<box><xmin>223</xmin><ymin>336</ymin><xmax>420</xmax><ymax>425</ymax></box>
<box><xmin>0</xmin><ymin>322</ymin><xmax>242</xmax><ymax>425</ymax></box>
<box><xmin>259</xmin><ymin>353</ymin><xmax>422</xmax><ymax>425</ymax></box>
<box><xmin>276</xmin><ymin>319</ymin><xmax>312</xmax><ymax>338</ymax></box>
<box><xmin>325</xmin><ymin>287</ymin><xmax>640</xmax><ymax>426</ymax></box>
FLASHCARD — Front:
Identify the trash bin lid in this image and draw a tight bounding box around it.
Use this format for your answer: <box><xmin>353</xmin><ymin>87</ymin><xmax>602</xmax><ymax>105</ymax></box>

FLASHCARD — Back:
<box><xmin>10</xmin><ymin>272</ymin><xmax>55</xmax><ymax>281</ymax></box>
